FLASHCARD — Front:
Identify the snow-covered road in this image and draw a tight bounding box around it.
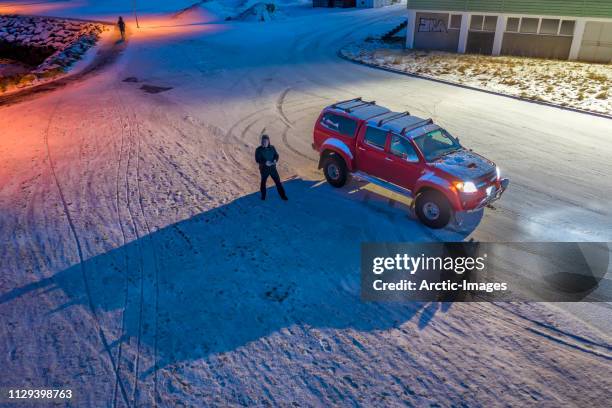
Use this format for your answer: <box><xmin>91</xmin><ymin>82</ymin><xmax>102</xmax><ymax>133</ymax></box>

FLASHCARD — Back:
<box><xmin>1</xmin><ymin>3</ymin><xmax>611</xmax><ymax>406</ymax></box>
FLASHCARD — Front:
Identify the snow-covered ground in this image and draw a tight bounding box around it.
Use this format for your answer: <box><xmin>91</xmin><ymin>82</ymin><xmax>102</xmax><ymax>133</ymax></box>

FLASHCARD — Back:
<box><xmin>341</xmin><ymin>40</ymin><xmax>612</xmax><ymax>115</ymax></box>
<box><xmin>0</xmin><ymin>2</ymin><xmax>611</xmax><ymax>406</ymax></box>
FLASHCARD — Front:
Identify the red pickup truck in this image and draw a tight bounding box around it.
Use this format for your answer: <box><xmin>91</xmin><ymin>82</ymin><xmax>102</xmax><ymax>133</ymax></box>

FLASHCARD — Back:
<box><xmin>312</xmin><ymin>98</ymin><xmax>509</xmax><ymax>228</ymax></box>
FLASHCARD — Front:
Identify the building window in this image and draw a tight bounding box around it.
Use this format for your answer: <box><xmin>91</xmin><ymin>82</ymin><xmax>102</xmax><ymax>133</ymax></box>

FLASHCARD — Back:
<box><xmin>503</xmin><ymin>17</ymin><xmax>574</xmax><ymax>37</ymax></box>
<box><xmin>449</xmin><ymin>14</ymin><xmax>462</xmax><ymax>30</ymax></box>
<box><xmin>559</xmin><ymin>20</ymin><xmax>575</xmax><ymax>36</ymax></box>
<box><xmin>470</xmin><ymin>15</ymin><xmax>484</xmax><ymax>30</ymax></box>
<box><xmin>520</xmin><ymin>18</ymin><xmax>539</xmax><ymax>33</ymax></box>
<box><xmin>506</xmin><ymin>17</ymin><xmax>520</xmax><ymax>32</ymax></box>
<box><xmin>483</xmin><ymin>16</ymin><xmax>498</xmax><ymax>31</ymax></box>
<box><xmin>469</xmin><ymin>15</ymin><xmax>497</xmax><ymax>32</ymax></box>
<box><xmin>540</xmin><ymin>19</ymin><xmax>560</xmax><ymax>35</ymax></box>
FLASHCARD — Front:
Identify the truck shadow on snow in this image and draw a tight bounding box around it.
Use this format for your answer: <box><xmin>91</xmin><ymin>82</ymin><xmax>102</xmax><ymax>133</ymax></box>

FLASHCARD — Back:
<box><xmin>1</xmin><ymin>179</ymin><xmax>480</xmax><ymax>377</ymax></box>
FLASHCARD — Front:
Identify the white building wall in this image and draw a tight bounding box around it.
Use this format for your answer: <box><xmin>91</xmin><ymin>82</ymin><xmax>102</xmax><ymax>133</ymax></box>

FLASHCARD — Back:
<box><xmin>491</xmin><ymin>15</ymin><xmax>506</xmax><ymax>55</ymax></box>
<box><xmin>457</xmin><ymin>12</ymin><xmax>469</xmax><ymax>53</ymax></box>
<box><xmin>568</xmin><ymin>19</ymin><xmax>587</xmax><ymax>60</ymax></box>
<box><xmin>407</xmin><ymin>8</ymin><xmax>612</xmax><ymax>62</ymax></box>
<box><xmin>405</xmin><ymin>9</ymin><xmax>416</xmax><ymax>48</ymax></box>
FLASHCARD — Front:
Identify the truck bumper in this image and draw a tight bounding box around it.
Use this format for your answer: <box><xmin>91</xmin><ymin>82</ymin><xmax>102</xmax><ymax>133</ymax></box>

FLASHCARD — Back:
<box><xmin>467</xmin><ymin>178</ymin><xmax>510</xmax><ymax>212</ymax></box>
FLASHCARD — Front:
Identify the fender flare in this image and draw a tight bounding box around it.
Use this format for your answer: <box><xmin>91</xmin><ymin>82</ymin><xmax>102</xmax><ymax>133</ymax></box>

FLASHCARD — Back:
<box><xmin>319</xmin><ymin>138</ymin><xmax>354</xmax><ymax>171</ymax></box>
<box><xmin>415</xmin><ymin>172</ymin><xmax>462</xmax><ymax>210</ymax></box>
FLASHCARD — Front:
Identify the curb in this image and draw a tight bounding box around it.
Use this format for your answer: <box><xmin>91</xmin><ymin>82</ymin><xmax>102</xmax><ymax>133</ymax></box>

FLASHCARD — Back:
<box><xmin>337</xmin><ymin>49</ymin><xmax>612</xmax><ymax>121</ymax></box>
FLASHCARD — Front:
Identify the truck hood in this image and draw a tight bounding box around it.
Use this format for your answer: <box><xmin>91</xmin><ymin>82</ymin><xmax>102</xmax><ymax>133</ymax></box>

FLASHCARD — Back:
<box><xmin>430</xmin><ymin>149</ymin><xmax>495</xmax><ymax>181</ymax></box>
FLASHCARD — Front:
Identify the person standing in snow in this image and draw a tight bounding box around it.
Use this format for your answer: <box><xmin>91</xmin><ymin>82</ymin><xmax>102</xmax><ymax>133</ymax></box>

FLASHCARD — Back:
<box><xmin>255</xmin><ymin>135</ymin><xmax>288</xmax><ymax>201</ymax></box>
<box><xmin>117</xmin><ymin>16</ymin><xmax>126</xmax><ymax>41</ymax></box>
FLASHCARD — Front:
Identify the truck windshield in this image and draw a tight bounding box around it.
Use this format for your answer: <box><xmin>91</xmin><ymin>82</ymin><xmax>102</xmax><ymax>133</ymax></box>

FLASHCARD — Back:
<box><xmin>413</xmin><ymin>129</ymin><xmax>462</xmax><ymax>162</ymax></box>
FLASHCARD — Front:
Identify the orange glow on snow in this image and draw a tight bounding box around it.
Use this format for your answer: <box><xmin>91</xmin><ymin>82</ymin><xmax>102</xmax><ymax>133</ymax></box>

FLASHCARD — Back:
<box><xmin>129</xmin><ymin>15</ymin><xmax>226</xmax><ymax>42</ymax></box>
<box><xmin>0</xmin><ymin>1</ymin><xmax>225</xmax><ymax>41</ymax></box>
<box><xmin>0</xmin><ymin>0</ymin><xmax>80</xmax><ymax>15</ymax></box>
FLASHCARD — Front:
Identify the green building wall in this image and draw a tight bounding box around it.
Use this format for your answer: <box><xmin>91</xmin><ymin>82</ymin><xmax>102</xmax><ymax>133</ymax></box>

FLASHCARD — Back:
<box><xmin>406</xmin><ymin>0</ymin><xmax>612</xmax><ymax>18</ymax></box>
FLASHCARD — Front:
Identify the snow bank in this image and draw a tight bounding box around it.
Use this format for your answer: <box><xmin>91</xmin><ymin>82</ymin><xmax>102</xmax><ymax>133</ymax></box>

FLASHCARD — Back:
<box><xmin>172</xmin><ymin>1</ymin><xmax>217</xmax><ymax>24</ymax></box>
<box><xmin>191</xmin><ymin>0</ymin><xmax>308</xmax><ymax>22</ymax></box>
<box><xmin>0</xmin><ymin>15</ymin><xmax>106</xmax><ymax>92</ymax></box>
<box><xmin>341</xmin><ymin>40</ymin><xmax>612</xmax><ymax>116</ymax></box>
<box><xmin>232</xmin><ymin>2</ymin><xmax>283</xmax><ymax>22</ymax></box>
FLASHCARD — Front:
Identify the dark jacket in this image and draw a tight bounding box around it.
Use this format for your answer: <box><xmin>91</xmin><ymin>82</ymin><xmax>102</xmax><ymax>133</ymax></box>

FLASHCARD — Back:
<box><xmin>118</xmin><ymin>19</ymin><xmax>126</xmax><ymax>31</ymax></box>
<box><xmin>255</xmin><ymin>145</ymin><xmax>279</xmax><ymax>170</ymax></box>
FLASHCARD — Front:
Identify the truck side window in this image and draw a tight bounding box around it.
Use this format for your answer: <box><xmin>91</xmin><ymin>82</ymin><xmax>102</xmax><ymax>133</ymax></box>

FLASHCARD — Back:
<box><xmin>390</xmin><ymin>134</ymin><xmax>419</xmax><ymax>162</ymax></box>
<box><xmin>364</xmin><ymin>126</ymin><xmax>387</xmax><ymax>149</ymax></box>
<box><xmin>320</xmin><ymin>113</ymin><xmax>357</xmax><ymax>137</ymax></box>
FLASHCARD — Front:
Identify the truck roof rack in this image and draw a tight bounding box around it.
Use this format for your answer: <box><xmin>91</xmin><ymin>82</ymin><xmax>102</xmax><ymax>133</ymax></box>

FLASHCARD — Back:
<box><xmin>400</xmin><ymin>118</ymin><xmax>433</xmax><ymax>134</ymax></box>
<box><xmin>332</xmin><ymin>98</ymin><xmax>377</xmax><ymax>113</ymax></box>
<box><xmin>377</xmin><ymin>111</ymin><xmax>410</xmax><ymax>127</ymax></box>
<box><xmin>345</xmin><ymin>100</ymin><xmax>376</xmax><ymax>112</ymax></box>
<box><xmin>332</xmin><ymin>97</ymin><xmax>362</xmax><ymax>108</ymax></box>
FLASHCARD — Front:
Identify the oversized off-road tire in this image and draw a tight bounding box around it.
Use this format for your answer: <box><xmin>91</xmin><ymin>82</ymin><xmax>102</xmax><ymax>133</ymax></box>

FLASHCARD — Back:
<box><xmin>415</xmin><ymin>190</ymin><xmax>452</xmax><ymax>229</ymax></box>
<box><xmin>323</xmin><ymin>155</ymin><xmax>347</xmax><ymax>188</ymax></box>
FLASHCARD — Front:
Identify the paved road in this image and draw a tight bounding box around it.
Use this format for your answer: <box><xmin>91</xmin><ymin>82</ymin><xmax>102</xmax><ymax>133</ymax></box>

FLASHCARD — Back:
<box><xmin>261</xmin><ymin>8</ymin><xmax>612</xmax><ymax>243</ymax></box>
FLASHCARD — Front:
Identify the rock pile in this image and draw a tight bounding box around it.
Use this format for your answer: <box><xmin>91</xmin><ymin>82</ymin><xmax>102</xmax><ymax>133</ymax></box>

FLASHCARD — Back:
<box><xmin>0</xmin><ymin>14</ymin><xmax>106</xmax><ymax>90</ymax></box>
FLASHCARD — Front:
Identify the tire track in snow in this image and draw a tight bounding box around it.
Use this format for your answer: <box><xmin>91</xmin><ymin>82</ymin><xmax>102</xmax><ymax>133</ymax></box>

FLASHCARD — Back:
<box><xmin>222</xmin><ymin>107</ymin><xmax>270</xmax><ymax>171</ymax></box>
<box><xmin>275</xmin><ymin>91</ymin><xmax>328</xmax><ymax>164</ymax></box>
<box><xmin>118</xmin><ymin>106</ymin><xmax>153</xmax><ymax>407</ymax></box>
<box><xmin>276</xmin><ymin>87</ymin><xmax>294</xmax><ymax>128</ymax></box>
<box><xmin>125</xmin><ymin>103</ymin><xmax>162</xmax><ymax>407</ymax></box>
<box><xmin>111</xmin><ymin>88</ymin><xmax>136</xmax><ymax>408</ymax></box>
<box><xmin>276</xmin><ymin>87</ymin><xmax>317</xmax><ymax>162</ymax></box>
<box><xmin>281</xmin><ymin>124</ymin><xmax>316</xmax><ymax>162</ymax></box>
<box><xmin>484</xmin><ymin>302</ymin><xmax>612</xmax><ymax>361</ymax></box>
<box><xmin>43</xmin><ymin>100</ymin><xmax>131</xmax><ymax>407</ymax></box>
<box><xmin>130</xmin><ymin>113</ymin><xmax>148</xmax><ymax>406</ymax></box>
<box><xmin>111</xmin><ymin>91</ymin><xmax>154</xmax><ymax>407</ymax></box>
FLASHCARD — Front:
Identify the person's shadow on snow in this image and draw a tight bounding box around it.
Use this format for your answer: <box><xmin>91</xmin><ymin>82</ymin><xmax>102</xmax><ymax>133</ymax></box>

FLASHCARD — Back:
<box><xmin>0</xmin><ymin>179</ymin><xmax>480</xmax><ymax>379</ymax></box>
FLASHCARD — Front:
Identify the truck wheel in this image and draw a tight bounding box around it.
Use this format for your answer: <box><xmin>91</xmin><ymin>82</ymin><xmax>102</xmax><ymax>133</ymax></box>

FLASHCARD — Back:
<box><xmin>323</xmin><ymin>156</ymin><xmax>347</xmax><ymax>188</ymax></box>
<box><xmin>415</xmin><ymin>190</ymin><xmax>451</xmax><ymax>229</ymax></box>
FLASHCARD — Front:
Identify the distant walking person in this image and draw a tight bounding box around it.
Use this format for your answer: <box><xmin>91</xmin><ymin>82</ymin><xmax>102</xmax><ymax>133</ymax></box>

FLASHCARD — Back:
<box><xmin>255</xmin><ymin>135</ymin><xmax>288</xmax><ymax>201</ymax></box>
<box><xmin>117</xmin><ymin>16</ymin><xmax>126</xmax><ymax>41</ymax></box>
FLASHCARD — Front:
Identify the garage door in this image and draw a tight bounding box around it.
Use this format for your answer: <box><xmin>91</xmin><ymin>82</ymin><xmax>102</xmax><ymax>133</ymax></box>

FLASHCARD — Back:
<box><xmin>578</xmin><ymin>22</ymin><xmax>612</xmax><ymax>63</ymax></box>
<box><xmin>466</xmin><ymin>15</ymin><xmax>497</xmax><ymax>55</ymax></box>
<box><xmin>413</xmin><ymin>12</ymin><xmax>461</xmax><ymax>52</ymax></box>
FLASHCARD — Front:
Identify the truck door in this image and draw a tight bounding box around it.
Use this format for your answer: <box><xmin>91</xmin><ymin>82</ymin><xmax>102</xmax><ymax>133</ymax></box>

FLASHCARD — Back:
<box><xmin>356</xmin><ymin>125</ymin><xmax>389</xmax><ymax>179</ymax></box>
<box><xmin>382</xmin><ymin>134</ymin><xmax>422</xmax><ymax>190</ymax></box>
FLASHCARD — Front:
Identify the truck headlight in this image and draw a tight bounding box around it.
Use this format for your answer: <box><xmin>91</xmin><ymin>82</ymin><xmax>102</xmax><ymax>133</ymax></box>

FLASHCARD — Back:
<box><xmin>454</xmin><ymin>181</ymin><xmax>478</xmax><ymax>193</ymax></box>
<box><xmin>496</xmin><ymin>166</ymin><xmax>501</xmax><ymax>180</ymax></box>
